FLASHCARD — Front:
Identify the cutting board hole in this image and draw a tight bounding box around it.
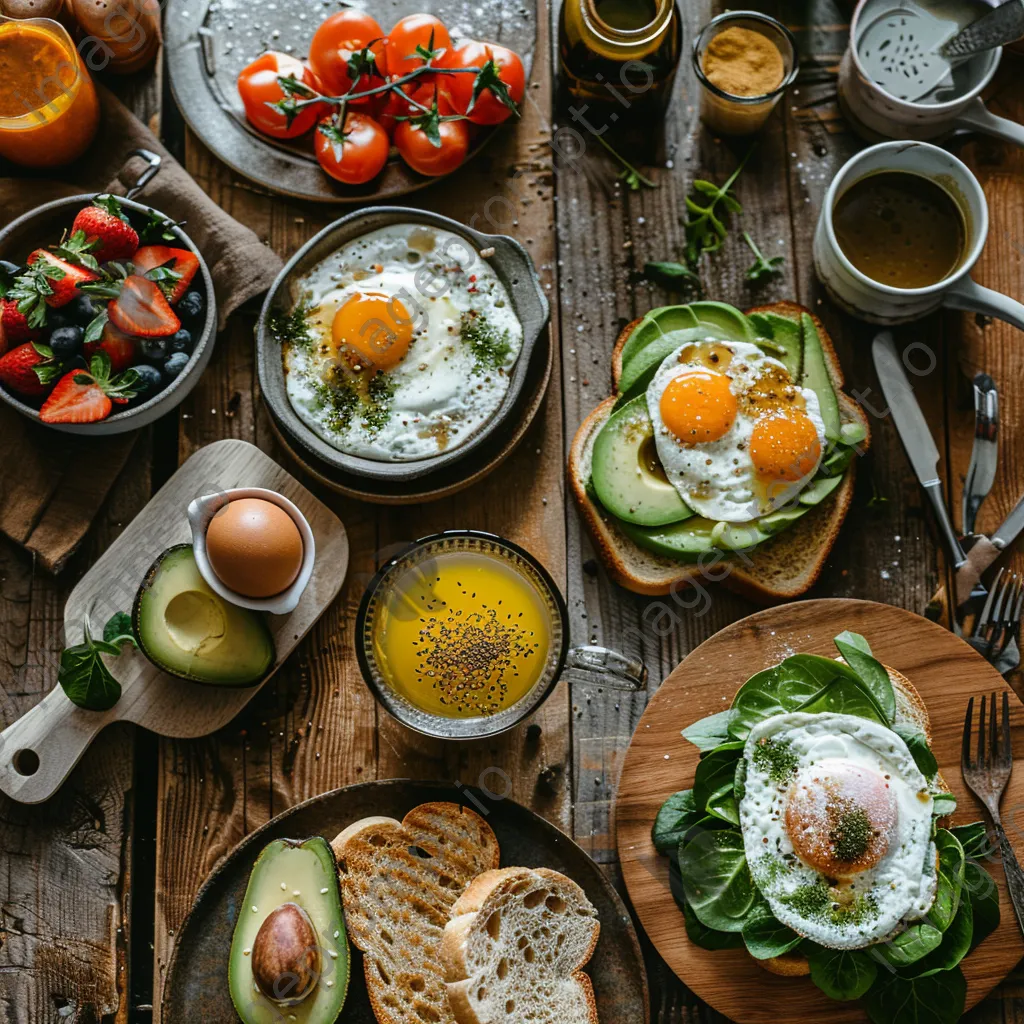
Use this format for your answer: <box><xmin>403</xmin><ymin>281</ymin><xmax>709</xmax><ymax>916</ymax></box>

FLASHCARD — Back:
<box><xmin>12</xmin><ymin>749</ymin><xmax>39</xmax><ymax>777</ymax></box>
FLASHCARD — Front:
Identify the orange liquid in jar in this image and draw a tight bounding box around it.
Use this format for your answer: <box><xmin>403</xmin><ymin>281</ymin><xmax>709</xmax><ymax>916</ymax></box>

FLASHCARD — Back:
<box><xmin>0</xmin><ymin>18</ymin><xmax>99</xmax><ymax>168</ymax></box>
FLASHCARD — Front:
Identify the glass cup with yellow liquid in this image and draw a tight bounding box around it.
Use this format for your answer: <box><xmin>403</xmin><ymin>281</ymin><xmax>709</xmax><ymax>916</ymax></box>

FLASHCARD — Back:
<box><xmin>356</xmin><ymin>531</ymin><xmax>647</xmax><ymax>740</ymax></box>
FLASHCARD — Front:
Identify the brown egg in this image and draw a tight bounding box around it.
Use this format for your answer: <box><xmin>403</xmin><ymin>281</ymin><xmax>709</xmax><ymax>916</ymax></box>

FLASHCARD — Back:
<box><xmin>206</xmin><ymin>498</ymin><xmax>303</xmax><ymax>598</ymax></box>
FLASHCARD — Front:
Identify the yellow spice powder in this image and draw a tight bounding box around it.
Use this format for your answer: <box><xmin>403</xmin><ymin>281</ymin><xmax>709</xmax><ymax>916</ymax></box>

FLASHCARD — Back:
<box><xmin>703</xmin><ymin>26</ymin><xmax>785</xmax><ymax>97</ymax></box>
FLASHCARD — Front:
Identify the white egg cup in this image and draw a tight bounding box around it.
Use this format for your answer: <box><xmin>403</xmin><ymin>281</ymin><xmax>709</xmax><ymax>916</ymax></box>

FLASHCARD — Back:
<box><xmin>186</xmin><ymin>487</ymin><xmax>316</xmax><ymax>616</ymax></box>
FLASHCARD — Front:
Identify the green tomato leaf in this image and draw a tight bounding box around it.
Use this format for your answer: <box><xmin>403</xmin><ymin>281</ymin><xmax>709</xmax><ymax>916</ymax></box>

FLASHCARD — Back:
<box><xmin>805</xmin><ymin>943</ymin><xmax>878</xmax><ymax>1000</ymax></box>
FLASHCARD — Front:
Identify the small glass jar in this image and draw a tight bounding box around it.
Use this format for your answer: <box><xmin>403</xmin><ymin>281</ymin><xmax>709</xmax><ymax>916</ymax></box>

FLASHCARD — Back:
<box><xmin>692</xmin><ymin>11</ymin><xmax>799</xmax><ymax>136</ymax></box>
<box><xmin>559</xmin><ymin>0</ymin><xmax>682</xmax><ymax>114</ymax></box>
<box><xmin>0</xmin><ymin>16</ymin><xmax>100</xmax><ymax>168</ymax></box>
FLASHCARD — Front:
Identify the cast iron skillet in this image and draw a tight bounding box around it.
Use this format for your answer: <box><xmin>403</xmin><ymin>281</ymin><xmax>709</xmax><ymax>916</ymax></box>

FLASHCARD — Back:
<box><xmin>0</xmin><ymin>150</ymin><xmax>217</xmax><ymax>436</ymax></box>
<box><xmin>161</xmin><ymin>780</ymin><xmax>651</xmax><ymax>1024</ymax></box>
<box><xmin>256</xmin><ymin>206</ymin><xmax>550</xmax><ymax>482</ymax></box>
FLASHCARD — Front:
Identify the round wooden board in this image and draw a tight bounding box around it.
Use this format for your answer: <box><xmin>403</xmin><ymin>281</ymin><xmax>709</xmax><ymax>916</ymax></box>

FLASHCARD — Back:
<box><xmin>616</xmin><ymin>599</ymin><xmax>1024</xmax><ymax>1024</ymax></box>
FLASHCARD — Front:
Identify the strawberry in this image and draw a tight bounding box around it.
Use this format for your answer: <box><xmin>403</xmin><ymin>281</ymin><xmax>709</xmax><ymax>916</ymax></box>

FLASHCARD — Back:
<box><xmin>0</xmin><ymin>341</ymin><xmax>61</xmax><ymax>398</ymax></box>
<box><xmin>71</xmin><ymin>195</ymin><xmax>139</xmax><ymax>262</ymax></box>
<box><xmin>132</xmin><ymin>246</ymin><xmax>199</xmax><ymax>305</ymax></box>
<box><xmin>106</xmin><ymin>275</ymin><xmax>180</xmax><ymax>338</ymax></box>
<box><xmin>25</xmin><ymin>250</ymin><xmax>98</xmax><ymax>308</ymax></box>
<box><xmin>84</xmin><ymin>322</ymin><xmax>136</xmax><ymax>373</ymax></box>
<box><xmin>39</xmin><ymin>352</ymin><xmax>139</xmax><ymax>424</ymax></box>
<box><xmin>0</xmin><ymin>298</ymin><xmax>39</xmax><ymax>347</ymax></box>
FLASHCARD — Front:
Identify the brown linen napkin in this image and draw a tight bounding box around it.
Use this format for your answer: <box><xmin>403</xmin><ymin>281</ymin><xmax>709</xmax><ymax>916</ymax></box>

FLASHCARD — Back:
<box><xmin>0</xmin><ymin>85</ymin><xmax>284</xmax><ymax>572</ymax></box>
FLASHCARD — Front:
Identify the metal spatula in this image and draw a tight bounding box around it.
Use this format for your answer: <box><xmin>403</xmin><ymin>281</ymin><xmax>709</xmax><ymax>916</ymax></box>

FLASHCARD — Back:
<box><xmin>941</xmin><ymin>0</ymin><xmax>1024</xmax><ymax>57</ymax></box>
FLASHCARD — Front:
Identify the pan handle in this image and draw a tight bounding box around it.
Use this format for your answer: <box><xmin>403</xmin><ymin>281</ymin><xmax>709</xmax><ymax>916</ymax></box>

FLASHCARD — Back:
<box><xmin>123</xmin><ymin>148</ymin><xmax>163</xmax><ymax>199</ymax></box>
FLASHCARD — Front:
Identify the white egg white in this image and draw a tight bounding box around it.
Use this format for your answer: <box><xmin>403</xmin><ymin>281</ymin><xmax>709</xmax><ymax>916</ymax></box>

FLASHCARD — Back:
<box><xmin>738</xmin><ymin>711</ymin><xmax>936</xmax><ymax>949</ymax></box>
<box><xmin>645</xmin><ymin>341</ymin><xmax>825</xmax><ymax>523</ymax></box>
<box><xmin>283</xmin><ymin>224</ymin><xmax>523</xmax><ymax>461</ymax></box>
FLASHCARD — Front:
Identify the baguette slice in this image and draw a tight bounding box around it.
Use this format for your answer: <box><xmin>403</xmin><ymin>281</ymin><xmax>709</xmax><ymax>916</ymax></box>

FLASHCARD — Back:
<box><xmin>331</xmin><ymin>802</ymin><xmax>501</xmax><ymax>1024</ymax></box>
<box><xmin>440</xmin><ymin>867</ymin><xmax>601</xmax><ymax>1024</ymax></box>
<box><xmin>569</xmin><ymin>302</ymin><xmax>870</xmax><ymax>601</ymax></box>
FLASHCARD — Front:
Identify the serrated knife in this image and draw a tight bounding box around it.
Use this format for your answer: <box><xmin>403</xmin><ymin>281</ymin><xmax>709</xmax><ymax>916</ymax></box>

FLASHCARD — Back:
<box><xmin>872</xmin><ymin>332</ymin><xmax>968</xmax><ymax>569</ymax></box>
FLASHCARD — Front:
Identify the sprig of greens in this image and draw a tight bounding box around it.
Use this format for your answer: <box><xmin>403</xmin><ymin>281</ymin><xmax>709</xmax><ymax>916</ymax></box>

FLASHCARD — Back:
<box><xmin>640</xmin><ymin>261</ymin><xmax>703</xmax><ymax>294</ymax></box>
<box><xmin>58</xmin><ymin>611</ymin><xmax>137</xmax><ymax>711</ymax></box>
<box><xmin>742</xmin><ymin>231</ymin><xmax>785</xmax><ymax>282</ymax></box>
<box><xmin>683</xmin><ymin>146</ymin><xmax>754</xmax><ymax>265</ymax></box>
<box><xmin>593</xmin><ymin>133</ymin><xmax>656</xmax><ymax>191</ymax></box>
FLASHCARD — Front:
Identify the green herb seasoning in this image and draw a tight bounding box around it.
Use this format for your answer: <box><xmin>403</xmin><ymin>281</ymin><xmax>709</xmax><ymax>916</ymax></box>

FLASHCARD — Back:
<box><xmin>269</xmin><ymin>296</ymin><xmax>317</xmax><ymax>352</ymax></box>
<box><xmin>461</xmin><ymin>309</ymin><xmax>512</xmax><ymax>371</ymax></box>
<box><xmin>781</xmin><ymin>882</ymin><xmax>877</xmax><ymax>927</ymax></box>
<box><xmin>751</xmin><ymin>738</ymin><xmax>800</xmax><ymax>783</ymax></box>
<box><xmin>830</xmin><ymin>807</ymin><xmax>873</xmax><ymax>863</ymax></box>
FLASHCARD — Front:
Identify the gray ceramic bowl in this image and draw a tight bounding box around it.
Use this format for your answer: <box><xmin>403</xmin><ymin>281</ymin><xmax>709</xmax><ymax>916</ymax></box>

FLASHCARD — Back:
<box><xmin>0</xmin><ymin>193</ymin><xmax>216</xmax><ymax>436</ymax></box>
<box><xmin>256</xmin><ymin>206</ymin><xmax>549</xmax><ymax>482</ymax></box>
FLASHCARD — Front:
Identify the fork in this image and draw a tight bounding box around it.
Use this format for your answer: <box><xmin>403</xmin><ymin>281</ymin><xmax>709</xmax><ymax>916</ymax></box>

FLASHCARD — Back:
<box><xmin>962</xmin><ymin>693</ymin><xmax>1024</xmax><ymax>937</ymax></box>
<box><xmin>964</xmin><ymin>568</ymin><xmax>1024</xmax><ymax>674</ymax></box>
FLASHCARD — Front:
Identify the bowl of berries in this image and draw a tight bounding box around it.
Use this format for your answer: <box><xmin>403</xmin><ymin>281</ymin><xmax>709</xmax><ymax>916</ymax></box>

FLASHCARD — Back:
<box><xmin>0</xmin><ymin>188</ymin><xmax>215</xmax><ymax>433</ymax></box>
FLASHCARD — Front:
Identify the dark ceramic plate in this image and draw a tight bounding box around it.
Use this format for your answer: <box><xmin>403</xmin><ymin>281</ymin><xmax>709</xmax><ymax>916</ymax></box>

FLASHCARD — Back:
<box><xmin>256</xmin><ymin>206</ymin><xmax>550</xmax><ymax>483</ymax></box>
<box><xmin>162</xmin><ymin>780</ymin><xmax>650</xmax><ymax>1024</ymax></box>
<box><xmin>163</xmin><ymin>0</ymin><xmax>535</xmax><ymax>203</ymax></box>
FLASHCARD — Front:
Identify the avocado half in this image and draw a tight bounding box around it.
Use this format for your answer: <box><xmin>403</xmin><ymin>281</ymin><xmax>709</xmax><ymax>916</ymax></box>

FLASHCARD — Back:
<box><xmin>229</xmin><ymin>837</ymin><xmax>350</xmax><ymax>1024</ymax></box>
<box><xmin>133</xmin><ymin>544</ymin><xmax>274</xmax><ymax>686</ymax></box>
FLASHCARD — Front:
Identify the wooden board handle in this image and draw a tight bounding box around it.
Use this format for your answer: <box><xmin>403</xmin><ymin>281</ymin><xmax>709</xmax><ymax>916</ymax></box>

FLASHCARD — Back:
<box><xmin>0</xmin><ymin>688</ymin><xmax>107</xmax><ymax>804</ymax></box>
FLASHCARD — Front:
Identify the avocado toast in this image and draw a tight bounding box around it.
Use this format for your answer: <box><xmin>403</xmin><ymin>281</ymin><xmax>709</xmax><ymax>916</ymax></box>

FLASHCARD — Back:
<box><xmin>568</xmin><ymin>301</ymin><xmax>869</xmax><ymax>600</ymax></box>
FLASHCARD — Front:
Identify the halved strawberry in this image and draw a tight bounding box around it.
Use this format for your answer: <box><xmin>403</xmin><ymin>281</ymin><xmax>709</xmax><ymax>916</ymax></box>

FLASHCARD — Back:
<box><xmin>71</xmin><ymin>195</ymin><xmax>139</xmax><ymax>262</ymax></box>
<box><xmin>0</xmin><ymin>341</ymin><xmax>60</xmax><ymax>398</ymax></box>
<box><xmin>132</xmin><ymin>246</ymin><xmax>199</xmax><ymax>305</ymax></box>
<box><xmin>107</xmin><ymin>275</ymin><xmax>180</xmax><ymax>337</ymax></box>
<box><xmin>39</xmin><ymin>352</ymin><xmax>139</xmax><ymax>424</ymax></box>
<box><xmin>0</xmin><ymin>298</ymin><xmax>39</xmax><ymax>347</ymax></box>
<box><xmin>84</xmin><ymin>322</ymin><xmax>136</xmax><ymax>373</ymax></box>
<box><xmin>25</xmin><ymin>250</ymin><xmax>98</xmax><ymax>308</ymax></box>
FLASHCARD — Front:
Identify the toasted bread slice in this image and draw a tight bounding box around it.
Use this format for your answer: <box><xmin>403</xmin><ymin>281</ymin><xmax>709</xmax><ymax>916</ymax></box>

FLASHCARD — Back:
<box><xmin>440</xmin><ymin>867</ymin><xmax>601</xmax><ymax>1024</ymax></box>
<box><xmin>331</xmin><ymin>802</ymin><xmax>501</xmax><ymax>1024</ymax></box>
<box><xmin>569</xmin><ymin>302</ymin><xmax>869</xmax><ymax>601</ymax></box>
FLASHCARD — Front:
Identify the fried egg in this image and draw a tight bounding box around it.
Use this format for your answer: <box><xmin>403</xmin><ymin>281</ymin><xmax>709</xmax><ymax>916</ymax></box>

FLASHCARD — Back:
<box><xmin>738</xmin><ymin>712</ymin><xmax>936</xmax><ymax>949</ymax></box>
<box><xmin>283</xmin><ymin>224</ymin><xmax>523</xmax><ymax>461</ymax></box>
<box><xmin>646</xmin><ymin>340</ymin><xmax>825</xmax><ymax>522</ymax></box>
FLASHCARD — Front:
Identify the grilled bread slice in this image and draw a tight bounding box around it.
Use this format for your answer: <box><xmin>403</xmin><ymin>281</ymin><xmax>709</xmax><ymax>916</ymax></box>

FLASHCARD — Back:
<box><xmin>440</xmin><ymin>867</ymin><xmax>601</xmax><ymax>1024</ymax></box>
<box><xmin>568</xmin><ymin>302</ymin><xmax>869</xmax><ymax>601</ymax></box>
<box><xmin>331</xmin><ymin>802</ymin><xmax>501</xmax><ymax>1024</ymax></box>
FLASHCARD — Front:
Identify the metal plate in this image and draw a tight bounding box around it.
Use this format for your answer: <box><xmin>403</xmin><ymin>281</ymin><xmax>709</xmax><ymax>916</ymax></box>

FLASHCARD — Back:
<box><xmin>163</xmin><ymin>0</ymin><xmax>537</xmax><ymax>202</ymax></box>
<box><xmin>162</xmin><ymin>780</ymin><xmax>651</xmax><ymax>1023</ymax></box>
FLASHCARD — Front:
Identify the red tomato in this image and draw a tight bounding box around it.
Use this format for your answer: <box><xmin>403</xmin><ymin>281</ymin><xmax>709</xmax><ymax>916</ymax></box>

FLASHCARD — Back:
<box><xmin>237</xmin><ymin>51</ymin><xmax>326</xmax><ymax>138</ymax></box>
<box><xmin>377</xmin><ymin>79</ymin><xmax>452</xmax><ymax>136</ymax></box>
<box><xmin>439</xmin><ymin>41</ymin><xmax>525</xmax><ymax>125</ymax></box>
<box><xmin>314</xmin><ymin>112</ymin><xmax>390</xmax><ymax>184</ymax></box>
<box><xmin>385</xmin><ymin>13</ymin><xmax>451</xmax><ymax>79</ymax></box>
<box><xmin>308</xmin><ymin>10</ymin><xmax>387</xmax><ymax>104</ymax></box>
<box><xmin>394</xmin><ymin>116</ymin><xmax>470</xmax><ymax>177</ymax></box>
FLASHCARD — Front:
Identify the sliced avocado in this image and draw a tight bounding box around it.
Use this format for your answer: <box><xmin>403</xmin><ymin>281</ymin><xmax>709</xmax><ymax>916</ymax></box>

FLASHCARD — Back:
<box><xmin>617</xmin><ymin>305</ymin><xmax>700</xmax><ymax>371</ymax></box>
<box><xmin>229</xmin><ymin>837</ymin><xmax>350</xmax><ymax>1024</ymax></box>
<box><xmin>797</xmin><ymin>473</ymin><xmax>844</xmax><ymax>506</ymax></box>
<box><xmin>752</xmin><ymin>312</ymin><xmax>803</xmax><ymax>381</ymax></box>
<box><xmin>800</xmin><ymin>313</ymin><xmax>841</xmax><ymax>442</ymax></box>
<box><xmin>616</xmin><ymin>325</ymin><xmax>720</xmax><ymax>406</ymax></box>
<box><xmin>688</xmin><ymin>301</ymin><xmax>760</xmax><ymax>343</ymax></box>
<box><xmin>591</xmin><ymin>396</ymin><xmax>693</xmax><ymax>526</ymax></box>
<box><xmin>133</xmin><ymin>545</ymin><xmax>274</xmax><ymax>686</ymax></box>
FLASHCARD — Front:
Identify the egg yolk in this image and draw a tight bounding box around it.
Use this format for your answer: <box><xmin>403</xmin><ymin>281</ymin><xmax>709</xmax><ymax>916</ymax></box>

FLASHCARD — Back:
<box><xmin>750</xmin><ymin>412</ymin><xmax>821</xmax><ymax>481</ymax></box>
<box><xmin>785</xmin><ymin>759</ymin><xmax>896</xmax><ymax>877</ymax></box>
<box><xmin>659</xmin><ymin>369</ymin><xmax>737</xmax><ymax>443</ymax></box>
<box><xmin>331</xmin><ymin>291</ymin><xmax>413</xmax><ymax>370</ymax></box>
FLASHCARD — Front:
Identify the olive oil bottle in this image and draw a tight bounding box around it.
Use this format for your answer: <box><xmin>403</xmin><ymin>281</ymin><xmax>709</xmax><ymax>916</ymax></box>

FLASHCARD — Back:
<box><xmin>559</xmin><ymin>0</ymin><xmax>682</xmax><ymax>113</ymax></box>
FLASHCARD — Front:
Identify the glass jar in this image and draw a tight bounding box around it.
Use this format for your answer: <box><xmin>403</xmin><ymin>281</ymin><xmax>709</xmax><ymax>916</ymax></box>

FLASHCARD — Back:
<box><xmin>559</xmin><ymin>0</ymin><xmax>682</xmax><ymax>114</ymax></box>
<box><xmin>0</xmin><ymin>16</ymin><xmax>100</xmax><ymax>168</ymax></box>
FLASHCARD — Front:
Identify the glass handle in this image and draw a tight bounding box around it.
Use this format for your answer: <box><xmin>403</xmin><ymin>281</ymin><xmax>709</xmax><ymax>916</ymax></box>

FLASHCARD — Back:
<box><xmin>565</xmin><ymin>645</ymin><xmax>648</xmax><ymax>691</ymax></box>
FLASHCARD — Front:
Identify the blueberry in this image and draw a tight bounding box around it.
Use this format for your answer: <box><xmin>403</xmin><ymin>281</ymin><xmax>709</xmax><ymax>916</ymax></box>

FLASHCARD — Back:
<box><xmin>139</xmin><ymin>336</ymin><xmax>168</xmax><ymax>363</ymax></box>
<box><xmin>132</xmin><ymin>363</ymin><xmax>163</xmax><ymax>394</ymax></box>
<box><xmin>66</xmin><ymin>295</ymin><xmax>99</xmax><ymax>326</ymax></box>
<box><xmin>49</xmin><ymin>325</ymin><xmax>84</xmax><ymax>360</ymax></box>
<box><xmin>46</xmin><ymin>310</ymin><xmax>74</xmax><ymax>331</ymax></box>
<box><xmin>163</xmin><ymin>351</ymin><xmax>190</xmax><ymax>380</ymax></box>
<box><xmin>168</xmin><ymin>328</ymin><xmax>193</xmax><ymax>354</ymax></box>
<box><xmin>176</xmin><ymin>290</ymin><xmax>205</xmax><ymax>324</ymax></box>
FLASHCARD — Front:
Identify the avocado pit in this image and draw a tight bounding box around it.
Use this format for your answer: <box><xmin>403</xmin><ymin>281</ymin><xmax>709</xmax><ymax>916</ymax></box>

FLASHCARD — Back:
<box><xmin>251</xmin><ymin>902</ymin><xmax>321</xmax><ymax>1005</ymax></box>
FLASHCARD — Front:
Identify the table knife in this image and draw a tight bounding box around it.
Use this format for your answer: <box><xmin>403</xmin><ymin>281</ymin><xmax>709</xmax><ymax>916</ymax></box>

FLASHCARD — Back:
<box><xmin>872</xmin><ymin>332</ymin><xmax>968</xmax><ymax>569</ymax></box>
<box><xmin>963</xmin><ymin>373</ymin><xmax>999</xmax><ymax>536</ymax></box>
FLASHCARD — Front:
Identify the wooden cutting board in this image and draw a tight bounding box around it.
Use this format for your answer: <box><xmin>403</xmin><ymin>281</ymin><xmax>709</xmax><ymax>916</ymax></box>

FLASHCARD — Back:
<box><xmin>0</xmin><ymin>439</ymin><xmax>348</xmax><ymax>805</ymax></box>
<box><xmin>617</xmin><ymin>599</ymin><xmax>1024</xmax><ymax>1023</ymax></box>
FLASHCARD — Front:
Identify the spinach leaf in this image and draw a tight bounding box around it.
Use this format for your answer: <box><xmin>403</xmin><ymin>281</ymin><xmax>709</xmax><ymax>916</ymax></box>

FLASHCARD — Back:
<box><xmin>795</xmin><ymin>677</ymin><xmax>888</xmax><ymax>725</ymax></box>
<box><xmin>705</xmin><ymin>787</ymin><xmax>739</xmax><ymax>826</ymax></box>
<box><xmin>728</xmin><ymin>666</ymin><xmax>820</xmax><ymax>740</ymax></box>
<box><xmin>932</xmin><ymin>793</ymin><xmax>957</xmax><ymax>818</ymax></box>
<box><xmin>58</xmin><ymin>613</ymin><xmax>135</xmax><ymax>712</ymax></box>
<box><xmin>893</xmin><ymin>724</ymin><xmax>939</xmax><ymax>779</ymax></box>
<box><xmin>679</xmin><ymin>825</ymin><xmax>756</xmax><ymax>932</ymax></box>
<box><xmin>681</xmin><ymin>895</ymin><xmax>745</xmax><ymax>950</ymax></box>
<box><xmin>740</xmin><ymin>902</ymin><xmax>803</xmax><ymax>960</ymax></box>
<box><xmin>103</xmin><ymin>611</ymin><xmax>137</xmax><ymax>649</ymax></box>
<box><xmin>833</xmin><ymin>631</ymin><xmax>896</xmax><ymax>721</ymax></box>
<box><xmin>905</xmin><ymin>897</ymin><xmax>973</xmax><ymax>978</ymax></box>
<box><xmin>652</xmin><ymin>790</ymin><xmax>702</xmax><ymax>855</ymax></box>
<box><xmin>682</xmin><ymin>710</ymin><xmax>737</xmax><ymax>752</ymax></box>
<box><xmin>875</xmin><ymin>921</ymin><xmax>944</xmax><ymax>967</ymax></box>
<box><xmin>929</xmin><ymin>830</ymin><xmax>966</xmax><ymax>932</ymax></box>
<box><xmin>950</xmin><ymin>821</ymin><xmax>990</xmax><ymax>859</ymax></box>
<box><xmin>693</xmin><ymin>741</ymin><xmax>743</xmax><ymax>812</ymax></box>
<box><xmin>805</xmin><ymin>943</ymin><xmax>878</xmax><ymax>1000</ymax></box>
<box><xmin>863</xmin><ymin>964</ymin><xmax>966</xmax><ymax>1024</ymax></box>
<box><xmin>951</xmin><ymin>822</ymin><xmax>999</xmax><ymax>949</ymax></box>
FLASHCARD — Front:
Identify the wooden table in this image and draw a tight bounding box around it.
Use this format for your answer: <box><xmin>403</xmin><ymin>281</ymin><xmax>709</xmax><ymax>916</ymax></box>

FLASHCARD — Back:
<box><xmin>1</xmin><ymin>1</ymin><xmax>1022</xmax><ymax>1022</ymax></box>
